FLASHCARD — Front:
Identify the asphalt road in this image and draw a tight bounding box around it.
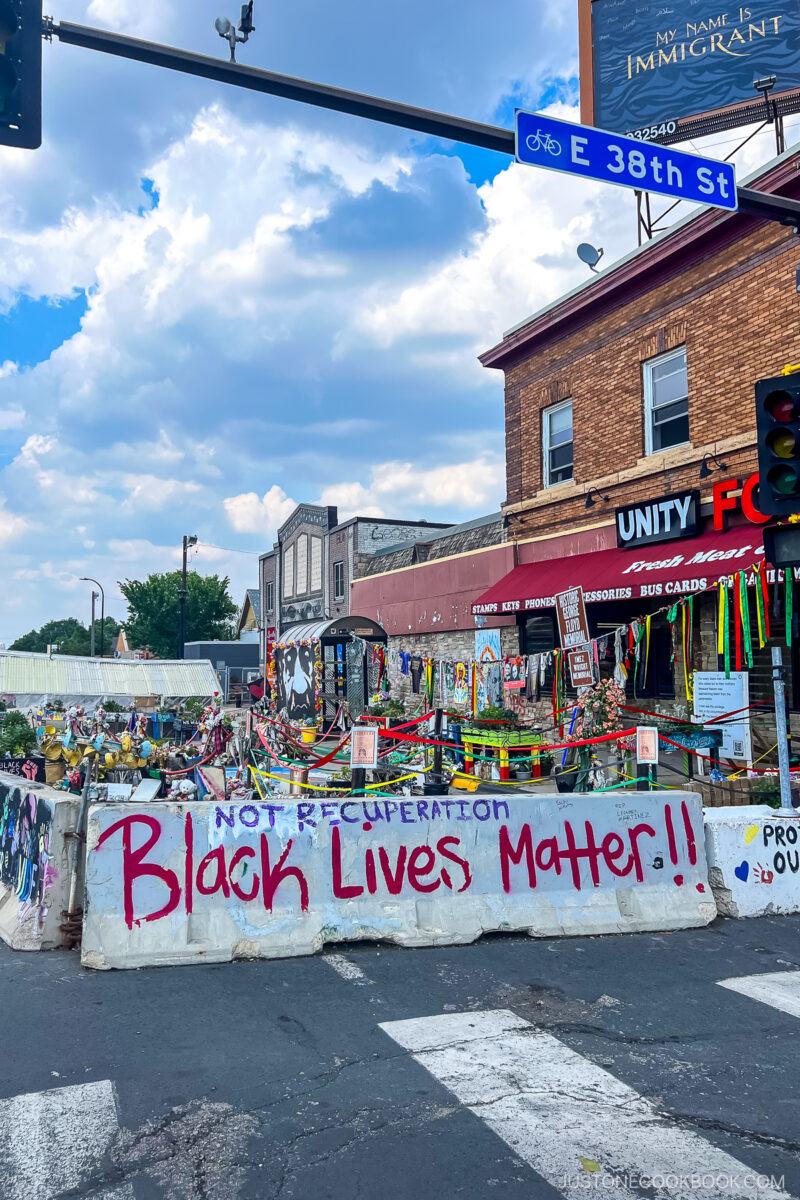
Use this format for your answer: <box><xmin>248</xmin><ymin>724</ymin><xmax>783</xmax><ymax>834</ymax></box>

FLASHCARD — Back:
<box><xmin>2</xmin><ymin>917</ymin><xmax>800</xmax><ymax>1199</ymax></box>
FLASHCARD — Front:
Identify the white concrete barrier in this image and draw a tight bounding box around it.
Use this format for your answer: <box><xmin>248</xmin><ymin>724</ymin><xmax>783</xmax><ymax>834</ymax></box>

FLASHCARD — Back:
<box><xmin>0</xmin><ymin>773</ymin><xmax>80</xmax><ymax>951</ymax></box>
<box><xmin>82</xmin><ymin>791</ymin><xmax>713</xmax><ymax>969</ymax></box>
<box><xmin>704</xmin><ymin>805</ymin><xmax>800</xmax><ymax>918</ymax></box>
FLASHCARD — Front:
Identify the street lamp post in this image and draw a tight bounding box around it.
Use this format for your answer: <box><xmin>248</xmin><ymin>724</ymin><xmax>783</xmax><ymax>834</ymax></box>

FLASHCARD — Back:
<box><xmin>79</xmin><ymin>577</ymin><xmax>105</xmax><ymax>657</ymax></box>
<box><xmin>178</xmin><ymin>535</ymin><xmax>198</xmax><ymax>659</ymax></box>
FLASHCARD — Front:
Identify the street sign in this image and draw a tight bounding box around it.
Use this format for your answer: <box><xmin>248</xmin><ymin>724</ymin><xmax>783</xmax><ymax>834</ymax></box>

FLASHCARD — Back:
<box><xmin>515</xmin><ymin>110</ymin><xmax>737</xmax><ymax>212</ymax></box>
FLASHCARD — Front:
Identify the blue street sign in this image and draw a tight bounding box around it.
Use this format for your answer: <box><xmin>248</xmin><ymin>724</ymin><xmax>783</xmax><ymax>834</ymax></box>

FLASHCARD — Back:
<box><xmin>515</xmin><ymin>110</ymin><xmax>737</xmax><ymax>213</ymax></box>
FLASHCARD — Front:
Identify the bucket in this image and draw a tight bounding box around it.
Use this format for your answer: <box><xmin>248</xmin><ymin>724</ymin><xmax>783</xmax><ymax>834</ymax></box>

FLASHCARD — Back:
<box><xmin>300</xmin><ymin>729</ymin><xmax>316</xmax><ymax>745</ymax></box>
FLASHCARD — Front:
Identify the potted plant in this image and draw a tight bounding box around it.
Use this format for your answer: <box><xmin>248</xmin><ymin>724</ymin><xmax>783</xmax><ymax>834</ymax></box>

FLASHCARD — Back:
<box><xmin>299</xmin><ymin>717</ymin><xmax>317</xmax><ymax>745</ymax></box>
<box><xmin>538</xmin><ymin>752</ymin><xmax>554</xmax><ymax>778</ymax></box>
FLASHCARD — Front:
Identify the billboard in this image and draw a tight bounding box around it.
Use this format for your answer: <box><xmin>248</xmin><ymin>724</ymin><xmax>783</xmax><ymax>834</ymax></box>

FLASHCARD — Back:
<box><xmin>580</xmin><ymin>0</ymin><xmax>800</xmax><ymax>138</ymax></box>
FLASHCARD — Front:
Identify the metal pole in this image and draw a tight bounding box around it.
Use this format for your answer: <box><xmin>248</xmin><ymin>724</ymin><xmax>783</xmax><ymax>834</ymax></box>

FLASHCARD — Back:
<box><xmin>89</xmin><ymin>591</ymin><xmax>96</xmax><ymax>657</ymax></box>
<box><xmin>433</xmin><ymin>707</ymin><xmax>443</xmax><ymax>784</ymax></box>
<box><xmin>99</xmin><ymin>584</ymin><xmax>104</xmax><ymax>659</ymax></box>
<box><xmin>67</xmin><ymin>761</ymin><xmax>92</xmax><ymax>915</ymax></box>
<box><xmin>771</xmin><ymin>646</ymin><xmax>796</xmax><ymax>817</ymax></box>
<box><xmin>178</xmin><ymin>534</ymin><xmax>187</xmax><ymax>660</ymax></box>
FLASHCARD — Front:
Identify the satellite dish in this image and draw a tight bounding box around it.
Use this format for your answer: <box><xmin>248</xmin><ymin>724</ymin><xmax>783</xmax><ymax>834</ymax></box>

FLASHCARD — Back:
<box><xmin>577</xmin><ymin>242</ymin><xmax>604</xmax><ymax>272</ymax></box>
<box><xmin>215</xmin><ymin>15</ymin><xmax>232</xmax><ymax>35</ymax></box>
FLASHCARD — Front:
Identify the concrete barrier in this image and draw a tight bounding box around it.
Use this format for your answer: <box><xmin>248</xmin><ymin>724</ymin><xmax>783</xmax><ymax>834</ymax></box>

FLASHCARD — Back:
<box><xmin>82</xmin><ymin>791</ymin><xmax>713</xmax><ymax>969</ymax></box>
<box><xmin>0</xmin><ymin>773</ymin><xmax>80</xmax><ymax>951</ymax></box>
<box><xmin>704</xmin><ymin>805</ymin><xmax>800</xmax><ymax>918</ymax></box>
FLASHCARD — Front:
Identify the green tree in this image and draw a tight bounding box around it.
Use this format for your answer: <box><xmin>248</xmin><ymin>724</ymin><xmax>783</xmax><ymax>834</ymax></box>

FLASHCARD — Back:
<box><xmin>119</xmin><ymin>571</ymin><xmax>237</xmax><ymax>659</ymax></box>
<box><xmin>9</xmin><ymin>616</ymin><xmax>122</xmax><ymax>656</ymax></box>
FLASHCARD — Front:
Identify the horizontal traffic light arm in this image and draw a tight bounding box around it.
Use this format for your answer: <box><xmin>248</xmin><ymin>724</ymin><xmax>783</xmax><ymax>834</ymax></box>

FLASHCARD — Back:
<box><xmin>48</xmin><ymin>19</ymin><xmax>515</xmax><ymax>154</ymax></box>
<box><xmin>44</xmin><ymin>19</ymin><xmax>800</xmax><ymax>229</ymax></box>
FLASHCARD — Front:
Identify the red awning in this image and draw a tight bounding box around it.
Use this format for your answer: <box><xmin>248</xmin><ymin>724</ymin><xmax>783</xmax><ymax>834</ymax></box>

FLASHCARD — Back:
<box><xmin>472</xmin><ymin>524</ymin><xmax>768</xmax><ymax>616</ymax></box>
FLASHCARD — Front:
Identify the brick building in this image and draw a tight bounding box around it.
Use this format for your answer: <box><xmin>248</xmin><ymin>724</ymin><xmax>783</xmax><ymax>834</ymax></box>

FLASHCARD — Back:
<box><xmin>351</xmin><ymin>149</ymin><xmax>800</xmax><ymax>757</ymax></box>
<box><xmin>258</xmin><ymin>504</ymin><xmax>448</xmax><ymax>667</ymax></box>
<box><xmin>351</xmin><ymin>513</ymin><xmax>516</xmax><ymax>704</ymax></box>
<box><xmin>468</xmin><ymin>148</ymin><xmax>800</xmax><ymax>753</ymax></box>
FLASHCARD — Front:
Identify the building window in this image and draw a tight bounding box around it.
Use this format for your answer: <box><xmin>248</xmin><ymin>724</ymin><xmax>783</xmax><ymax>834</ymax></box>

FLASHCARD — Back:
<box><xmin>265</xmin><ymin>581</ymin><xmax>274</xmax><ymax>612</ymax></box>
<box><xmin>542</xmin><ymin>400</ymin><xmax>573</xmax><ymax>487</ymax></box>
<box><xmin>283</xmin><ymin>545</ymin><xmax>294</xmax><ymax>598</ymax></box>
<box><xmin>296</xmin><ymin>534</ymin><xmax>308</xmax><ymax>595</ymax></box>
<box><xmin>334</xmin><ymin>560</ymin><xmax>345</xmax><ymax>601</ymax></box>
<box><xmin>311</xmin><ymin>536</ymin><xmax>322</xmax><ymax>591</ymax></box>
<box><xmin>644</xmin><ymin>347</ymin><xmax>690</xmax><ymax>454</ymax></box>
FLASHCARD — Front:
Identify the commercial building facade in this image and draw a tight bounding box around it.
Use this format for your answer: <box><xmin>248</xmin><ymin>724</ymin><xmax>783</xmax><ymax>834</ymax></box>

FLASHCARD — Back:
<box><xmin>258</xmin><ymin>504</ymin><xmax>449</xmax><ymax>668</ymax></box>
<box><xmin>470</xmin><ymin>147</ymin><xmax>800</xmax><ymax>754</ymax></box>
<box><xmin>353</xmin><ymin>149</ymin><xmax>800</xmax><ymax>759</ymax></box>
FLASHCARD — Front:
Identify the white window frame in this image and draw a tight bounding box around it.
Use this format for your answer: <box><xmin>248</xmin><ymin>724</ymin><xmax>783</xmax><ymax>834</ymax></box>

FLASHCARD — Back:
<box><xmin>643</xmin><ymin>346</ymin><xmax>690</xmax><ymax>457</ymax></box>
<box><xmin>542</xmin><ymin>399</ymin><xmax>574</xmax><ymax>488</ymax></box>
<box><xmin>265</xmin><ymin>581</ymin><xmax>274</xmax><ymax>612</ymax></box>
<box><xmin>283</xmin><ymin>545</ymin><xmax>294</xmax><ymax>598</ymax></box>
<box><xmin>333</xmin><ymin>560</ymin><xmax>345</xmax><ymax>601</ymax></box>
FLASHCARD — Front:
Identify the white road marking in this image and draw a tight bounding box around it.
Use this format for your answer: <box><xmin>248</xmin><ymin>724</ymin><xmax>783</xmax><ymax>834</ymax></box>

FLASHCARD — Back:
<box><xmin>380</xmin><ymin>1009</ymin><xmax>792</xmax><ymax>1200</ymax></box>
<box><xmin>718</xmin><ymin>971</ymin><xmax>800</xmax><ymax>1019</ymax></box>
<box><xmin>323</xmin><ymin>953</ymin><xmax>370</xmax><ymax>985</ymax></box>
<box><xmin>0</xmin><ymin>1079</ymin><xmax>133</xmax><ymax>1199</ymax></box>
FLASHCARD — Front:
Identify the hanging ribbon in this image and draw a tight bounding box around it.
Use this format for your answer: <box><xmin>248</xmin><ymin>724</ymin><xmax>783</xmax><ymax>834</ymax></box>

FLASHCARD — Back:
<box><xmin>643</xmin><ymin>615</ymin><xmax>651</xmax><ymax>690</ymax></box>
<box><xmin>666</xmin><ymin>603</ymin><xmax>679</xmax><ymax>664</ymax></box>
<box><xmin>723</xmin><ymin>582</ymin><xmax>731</xmax><ymax>680</ymax></box>
<box><xmin>760</xmin><ymin>561</ymin><xmax>771</xmax><ymax>640</ymax></box>
<box><xmin>756</xmin><ymin>560</ymin><xmax>770</xmax><ymax>644</ymax></box>
<box><xmin>733</xmin><ymin>576</ymin><xmax>742</xmax><ymax>670</ymax></box>
<box><xmin>631</xmin><ymin>620</ymin><xmax>646</xmax><ymax>700</ymax></box>
<box><xmin>786</xmin><ymin>570</ymin><xmax>794</xmax><ymax>647</ymax></box>
<box><xmin>739</xmin><ymin>570</ymin><xmax>753</xmax><ymax>669</ymax></box>
<box><xmin>681</xmin><ymin>596</ymin><xmax>694</xmax><ymax>701</ymax></box>
<box><xmin>471</xmin><ymin>662</ymin><xmax>477</xmax><ymax>717</ymax></box>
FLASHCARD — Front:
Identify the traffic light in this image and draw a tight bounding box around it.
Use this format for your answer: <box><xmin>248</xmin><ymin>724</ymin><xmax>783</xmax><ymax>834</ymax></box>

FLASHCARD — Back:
<box><xmin>755</xmin><ymin>372</ymin><xmax>800</xmax><ymax>516</ymax></box>
<box><xmin>0</xmin><ymin>0</ymin><xmax>41</xmax><ymax>150</ymax></box>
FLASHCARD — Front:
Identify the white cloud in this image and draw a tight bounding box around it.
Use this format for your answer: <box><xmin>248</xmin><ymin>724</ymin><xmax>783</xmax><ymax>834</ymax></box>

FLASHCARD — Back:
<box><xmin>320</xmin><ymin>453</ymin><xmax>504</xmax><ymax>518</ymax></box>
<box><xmin>0</xmin><ymin>498</ymin><xmax>30</xmax><ymax>545</ymax></box>
<box><xmin>0</xmin><ymin>406</ymin><xmax>24</xmax><ymax>430</ymax></box>
<box><xmin>223</xmin><ymin>484</ymin><xmax>296</xmax><ymax>535</ymax></box>
<box><xmin>121</xmin><ymin>474</ymin><xmax>203</xmax><ymax>512</ymax></box>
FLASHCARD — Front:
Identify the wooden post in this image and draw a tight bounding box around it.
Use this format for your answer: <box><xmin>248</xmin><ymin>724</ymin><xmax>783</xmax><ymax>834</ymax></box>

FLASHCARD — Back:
<box><xmin>351</xmin><ymin>767</ymin><xmax>366</xmax><ymax>795</ymax></box>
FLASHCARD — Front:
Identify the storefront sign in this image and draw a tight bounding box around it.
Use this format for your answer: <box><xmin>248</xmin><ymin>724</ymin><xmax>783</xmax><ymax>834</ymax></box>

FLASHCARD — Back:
<box><xmin>713</xmin><ymin>473</ymin><xmax>771</xmax><ymax>530</ymax></box>
<box><xmin>616</xmin><ymin>490</ymin><xmax>699</xmax><ymax>550</ymax></box>
<box><xmin>555</xmin><ymin>587</ymin><xmax>590</xmax><ymax>651</ymax></box>
<box><xmin>351</xmin><ymin>726</ymin><xmax>379</xmax><ymax>769</ymax></box>
<box><xmin>567</xmin><ymin>649</ymin><xmax>594</xmax><ymax>688</ymax></box>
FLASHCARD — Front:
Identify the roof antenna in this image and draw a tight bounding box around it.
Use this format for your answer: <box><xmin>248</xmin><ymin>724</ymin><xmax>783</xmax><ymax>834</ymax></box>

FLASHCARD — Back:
<box><xmin>577</xmin><ymin>242</ymin><xmax>604</xmax><ymax>273</ymax></box>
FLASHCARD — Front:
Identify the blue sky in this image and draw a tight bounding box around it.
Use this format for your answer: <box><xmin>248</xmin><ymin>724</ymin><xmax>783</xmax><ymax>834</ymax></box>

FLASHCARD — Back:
<box><xmin>0</xmin><ymin>0</ymin><xmax>785</xmax><ymax>643</ymax></box>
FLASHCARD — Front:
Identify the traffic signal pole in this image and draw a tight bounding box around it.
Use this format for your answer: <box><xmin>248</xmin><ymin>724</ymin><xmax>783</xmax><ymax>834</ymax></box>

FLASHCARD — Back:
<box><xmin>40</xmin><ymin>18</ymin><xmax>800</xmax><ymax>231</ymax></box>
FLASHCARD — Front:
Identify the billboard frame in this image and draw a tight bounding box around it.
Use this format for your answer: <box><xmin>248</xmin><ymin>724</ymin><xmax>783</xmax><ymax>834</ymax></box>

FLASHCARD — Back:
<box><xmin>578</xmin><ymin>0</ymin><xmax>800</xmax><ymax>145</ymax></box>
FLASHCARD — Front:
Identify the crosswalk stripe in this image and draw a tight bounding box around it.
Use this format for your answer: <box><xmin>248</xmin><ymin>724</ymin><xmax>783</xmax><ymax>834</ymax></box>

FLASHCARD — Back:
<box><xmin>718</xmin><ymin>971</ymin><xmax>800</xmax><ymax>1019</ymax></box>
<box><xmin>380</xmin><ymin>1009</ymin><xmax>793</xmax><ymax>1200</ymax></box>
<box><xmin>0</xmin><ymin>1079</ymin><xmax>133</xmax><ymax>1199</ymax></box>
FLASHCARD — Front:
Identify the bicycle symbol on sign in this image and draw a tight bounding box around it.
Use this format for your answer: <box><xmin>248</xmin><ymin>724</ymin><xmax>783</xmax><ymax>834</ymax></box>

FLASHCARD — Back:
<box><xmin>525</xmin><ymin>130</ymin><xmax>561</xmax><ymax>156</ymax></box>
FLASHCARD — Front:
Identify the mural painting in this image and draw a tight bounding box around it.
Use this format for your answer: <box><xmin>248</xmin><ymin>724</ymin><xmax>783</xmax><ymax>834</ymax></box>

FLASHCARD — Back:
<box><xmin>0</xmin><ymin>785</ymin><xmax>56</xmax><ymax>926</ymax></box>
